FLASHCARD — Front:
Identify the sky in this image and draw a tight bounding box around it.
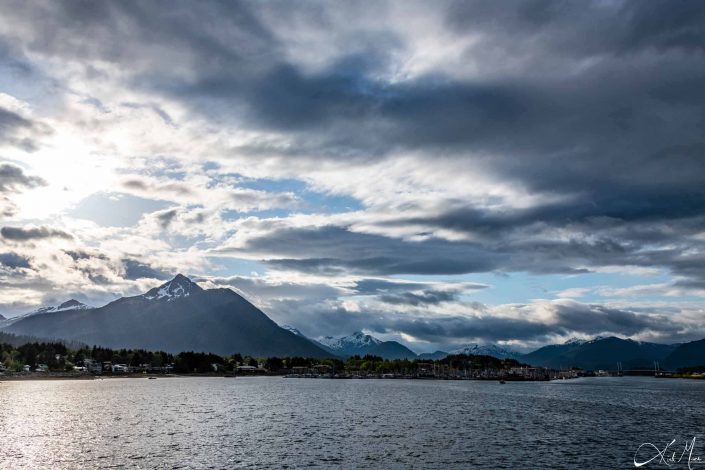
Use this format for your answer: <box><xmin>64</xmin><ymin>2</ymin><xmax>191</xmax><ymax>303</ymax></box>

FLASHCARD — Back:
<box><xmin>0</xmin><ymin>0</ymin><xmax>704</xmax><ymax>353</ymax></box>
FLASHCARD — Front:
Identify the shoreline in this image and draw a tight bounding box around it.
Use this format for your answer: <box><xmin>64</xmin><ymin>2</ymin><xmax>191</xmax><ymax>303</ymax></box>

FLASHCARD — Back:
<box><xmin>3</xmin><ymin>373</ymin><xmax>703</xmax><ymax>382</ymax></box>
<box><xmin>0</xmin><ymin>373</ymin><xmax>221</xmax><ymax>381</ymax></box>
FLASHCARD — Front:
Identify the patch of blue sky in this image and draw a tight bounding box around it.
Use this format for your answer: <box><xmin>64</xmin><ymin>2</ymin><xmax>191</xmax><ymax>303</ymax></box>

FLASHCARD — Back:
<box><xmin>0</xmin><ymin>57</ymin><xmax>59</xmax><ymax>111</ymax></box>
<box><xmin>238</xmin><ymin>177</ymin><xmax>363</xmax><ymax>214</ymax></box>
<box><xmin>391</xmin><ymin>269</ymin><xmax>675</xmax><ymax>305</ymax></box>
<box><xmin>68</xmin><ymin>192</ymin><xmax>170</xmax><ymax>227</ymax></box>
<box><xmin>208</xmin><ymin>256</ymin><xmax>269</xmax><ymax>277</ymax></box>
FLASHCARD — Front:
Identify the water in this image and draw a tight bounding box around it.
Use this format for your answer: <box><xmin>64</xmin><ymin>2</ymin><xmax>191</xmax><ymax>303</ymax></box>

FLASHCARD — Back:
<box><xmin>1</xmin><ymin>377</ymin><xmax>704</xmax><ymax>469</ymax></box>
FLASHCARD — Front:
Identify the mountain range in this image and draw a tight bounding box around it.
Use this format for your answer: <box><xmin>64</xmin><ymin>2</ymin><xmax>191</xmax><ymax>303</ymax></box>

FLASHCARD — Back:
<box><xmin>1</xmin><ymin>275</ymin><xmax>331</xmax><ymax>358</ymax></box>
<box><xmin>2</xmin><ymin>274</ymin><xmax>705</xmax><ymax>369</ymax></box>
<box><xmin>522</xmin><ymin>336</ymin><xmax>679</xmax><ymax>370</ymax></box>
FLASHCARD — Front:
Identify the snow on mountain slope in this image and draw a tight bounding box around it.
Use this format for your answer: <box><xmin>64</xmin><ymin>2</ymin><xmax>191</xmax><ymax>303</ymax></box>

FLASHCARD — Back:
<box><xmin>281</xmin><ymin>325</ymin><xmax>305</xmax><ymax>337</ymax></box>
<box><xmin>0</xmin><ymin>299</ymin><xmax>92</xmax><ymax>328</ymax></box>
<box><xmin>450</xmin><ymin>344</ymin><xmax>520</xmax><ymax>360</ymax></box>
<box><xmin>318</xmin><ymin>331</ymin><xmax>382</xmax><ymax>354</ymax></box>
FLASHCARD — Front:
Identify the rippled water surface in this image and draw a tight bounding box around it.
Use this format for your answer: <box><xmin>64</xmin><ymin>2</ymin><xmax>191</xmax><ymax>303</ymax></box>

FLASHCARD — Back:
<box><xmin>1</xmin><ymin>376</ymin><xmax>705</xmax><ymax>469</ymax></box>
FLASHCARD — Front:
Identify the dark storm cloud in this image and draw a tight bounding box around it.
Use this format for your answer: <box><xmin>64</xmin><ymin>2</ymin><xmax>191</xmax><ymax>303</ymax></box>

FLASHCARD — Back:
<box><xmin>231</xmin><ymin>217</ymin><xmax>705</xmax><ymax>289</ymax></box>
<box><xmin>229</xmin><ymin>225</ymin><xmax>501</xmax><ymax>275</ymax></box>
<box><xmin>1</xmin><ymin>225</ymin><xmax>72</xmax><ymax>241</ymax></box>
<box><xmin>446</xmin><ymin>0</ymin><xmax>705</xmax><ymax>56</ymax></box>
<box><xmin>231</xmin><ymin>224</ymin><xmax>621</xmax><ymax>276</ymax></box>
<box><xmin>5</xmin><ymin>1</ymin><xmax>704</xmax><ymax>192</ymax></box>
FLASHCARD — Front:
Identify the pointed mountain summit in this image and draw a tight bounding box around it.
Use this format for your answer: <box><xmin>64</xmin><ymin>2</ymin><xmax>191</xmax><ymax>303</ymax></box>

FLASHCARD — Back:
<box><xmin>57</xmin><ymin>299</ymin><xmax>91</xmax><ymax>311</ymax></box>
<box><xmin>2</xmin><ymin>274</ymin><xmax>331</xmax><ymax>358</ymax></box>
<box><xmin>143</xmin><ymin>274</ymin><xmax>203</xmax><ymax>301</ymax></box>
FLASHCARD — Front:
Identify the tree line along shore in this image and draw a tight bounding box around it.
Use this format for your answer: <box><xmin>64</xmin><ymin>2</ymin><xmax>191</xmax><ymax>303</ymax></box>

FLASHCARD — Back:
<box><xmin>0</xmin><ymin>336</ymin><xmax>564</xmax><ymax>380</ymax></box>
<box><xmin>4</xmin><ymin>333</ymin><xmax>704</xmax><ymax>381</ymax></box>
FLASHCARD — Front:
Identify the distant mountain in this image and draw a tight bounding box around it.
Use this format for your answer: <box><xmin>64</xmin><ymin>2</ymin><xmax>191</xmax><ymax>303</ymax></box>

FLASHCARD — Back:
<box><xmin>317</xmin><ymin>331</ymin><xmax>418</xmax><ymax>359</ymax></box>
<box><xmin>1</xmin><ymin>299</ymin><xmax>92</xmax><ymax>327</ymax></box>
<box><xmin>319</xmin><ymin>331</ymin><xmax>382</xmax><ymax>356</ymax></box>
<box><xmin>2</xmin><ymin>274</ymin><xmax>332</xmax><ymax>358</ymax></box>
<box><xmin>663</xmin><ymin>338</ymin><xmax>705</xmax><ymax>369</ymax></box>
<box><xmin>522</xmin><ymin>336</ymin><xmax>677</xmax><ymax>370</ymax></box>
<box><xmin>450</xmin><ymin>344</ymin><xmax>521</xmax><ymax>360</ymax></box>
<box><xmin>417</xmin><ymin>351</ymin><xmax>449</xmax><ymax>360</ymax></box>
<box><xmin>25</xmin><ymin>299</ymin><xmax>91</xmax><ymax>317</ymax></box>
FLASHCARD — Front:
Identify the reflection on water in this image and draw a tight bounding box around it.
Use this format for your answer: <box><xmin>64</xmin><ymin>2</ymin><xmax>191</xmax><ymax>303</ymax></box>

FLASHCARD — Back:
<box><xmin>1</xmin><ymin>377</ymin><xmax>704</xmax><ymax>468</ymax></box>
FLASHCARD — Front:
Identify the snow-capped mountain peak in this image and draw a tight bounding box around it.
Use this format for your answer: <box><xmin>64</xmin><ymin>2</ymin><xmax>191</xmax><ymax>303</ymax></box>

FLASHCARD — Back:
<box><xmin>563</xmin><ymin>337</ymin><xmax>587</xmax><ymax>346</ymax></box>
<box><xmin>318</xmin><ymin>331</ymin><xmax>382</xmax><ymax>353</ymax></box>
<box><xmin>57</xmin><ymin>299</ymin><xmax>90</xmax><ymax>311</ymax></box>
<box><xmin>450</xmin><ymin>344</ymin><xmax>520</xmax><ymax>360</ymax></box>
<box><xmin>143</xmin><ymin>274</ymin><xmax>203</xmax><ymax>301</ymax></box>
<box><xmin>32</xmin><ymin>299</ymin><xmax>91</xmax><ymax>315</ymax></box>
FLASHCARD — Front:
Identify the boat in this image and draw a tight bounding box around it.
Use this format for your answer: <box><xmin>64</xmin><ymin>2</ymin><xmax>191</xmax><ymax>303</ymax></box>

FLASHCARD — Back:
<box><xmin>148</xmin><ymin>377</ymin><xmax>157</xmax><ymax>380</ymax></box>
<box><xmin>499</xmin><ymin>380</ymin><xmax>506</xmax><ymax>384</ymax></box>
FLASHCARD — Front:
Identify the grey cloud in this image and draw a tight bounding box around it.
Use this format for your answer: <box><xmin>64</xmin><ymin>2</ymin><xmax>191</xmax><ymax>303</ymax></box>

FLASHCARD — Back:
<box><xmin>230</xmin><ymin>189</ymin><xmax>300</xmax><ymax>211</ymax></box>
<box><xmin>351</xmin><ymin>278</ymin><xmax>487</xmax><ymax>295</ymax></box>
<box><xmin>238</xmin><ymin>226</ymin><xmax>500</xmax><ymax>275</ymax></box>
<box><xmin>0</xmin><ymin>107</ymin><xmax>52</xmax><ymax>152</ymax></box>
<box><xmin>122</xmin><ymin>179</ymin><xmax>192</xmax><ymax>196</ymax></box>
<box><xmin>266</xmin><ymin>297</ymin><xmax>694</xmax><ymax>348</ymax></box>
<box><xmin>0</xmin><ymin>163</ymin><xmax>45</xmax><ymax>192</ymax></box>
<box><xmin>204</xmin><ymin>275</ymin><xmax>345</xmax><ymax>301</ymax></box>
<box><xmin>229</xmin><ymin>224</ymin><xmax>619</xmax><ymax>276</ymax></box>
<box><xmin>5</xmin><ymin>1</ymin><xmax>705</xmax><ymax>198</ymax></box>
<box><xmin>123</xmin><ymin>259</ymin><xmax>170</xmax><ymax>280</ymax></box>
<box><xmin>0</xmin><ymin>225</ymin><xmax>72</xmax><ymax>241</ymax></box>
<box><xmin>155</xmin><ymin>209</ymin><xmax>178</xmax><ymax>229</ymax></box>
<box><xmin>0</xmin><ymin>163</ymin><xmax>46</xmax><ymax>216</ymax></box>
<box><xmin>0</xmin><ymin>252</ymin><xmax>31</xmax><ymax>269</ymax></box>
<box><xmin>378</xmin><ymin>289</ymin><xmax>459</xmax><ymax>307</ymax></box>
